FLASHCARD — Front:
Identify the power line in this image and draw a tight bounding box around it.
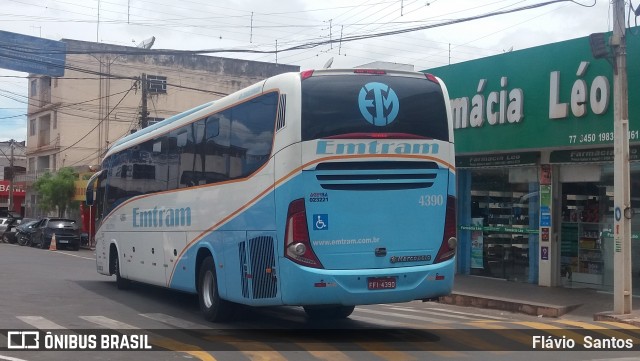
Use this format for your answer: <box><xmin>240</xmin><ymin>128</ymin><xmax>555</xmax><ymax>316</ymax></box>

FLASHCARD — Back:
<box><xmin>0</xmin><ymin>0</ymin><xmax>577</xmax><ymax>58</ymax></box>
<box><xmin>51</xmin><ymin>82</ymin><xmax>136</xmax><ymax>158</ymax></box>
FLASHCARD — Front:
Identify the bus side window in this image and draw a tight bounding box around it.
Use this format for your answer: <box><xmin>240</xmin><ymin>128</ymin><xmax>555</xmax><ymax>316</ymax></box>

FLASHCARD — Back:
<box><xmin>202</xmin><ymin>112</ymin><xmax>231</xmax><ymax>184</ymax></box>
<box><xmin>228</xmin><ymin>92</ymin><xmax>278</xmax><ymax>177</ymax></box>
<box><xmin>206</xmin><ymin>116</ymin><xmax>219</xmax><ymax>139</ymax></box>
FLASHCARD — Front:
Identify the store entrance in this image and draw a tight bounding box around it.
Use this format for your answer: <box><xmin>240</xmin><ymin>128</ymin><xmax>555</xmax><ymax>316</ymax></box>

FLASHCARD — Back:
<box><xmin>559</xmin><ymin>182</ymin><xmax>610</xmax><ymax>288</ymax></box>
<box><xmin>468</xmin><ymin>167</ymin><xmax>539</xmax><ymax>282</ymax></box>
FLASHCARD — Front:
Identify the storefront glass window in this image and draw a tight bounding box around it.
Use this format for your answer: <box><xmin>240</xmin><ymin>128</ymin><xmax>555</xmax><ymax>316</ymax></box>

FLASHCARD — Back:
<box><xmin>464</xmin><ymin>167</ymin><xmax>539</xmax><ymax>282</ymax></box>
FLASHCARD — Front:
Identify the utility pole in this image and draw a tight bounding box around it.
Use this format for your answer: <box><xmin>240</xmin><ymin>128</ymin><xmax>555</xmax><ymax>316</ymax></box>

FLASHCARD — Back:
<box><xmin>611</xmin><ymin>0</ymin><xmax>632</xmax><ymax>315</ymax></box>
<box><xmin>140</xmin><ymin>73</ymin><xmax>149</xmax><ymax>129</ymax></box>
<box><xmin>8</xmin><ymin>139</ymin><xmax>14</xmax><ymax>213</ymax></box>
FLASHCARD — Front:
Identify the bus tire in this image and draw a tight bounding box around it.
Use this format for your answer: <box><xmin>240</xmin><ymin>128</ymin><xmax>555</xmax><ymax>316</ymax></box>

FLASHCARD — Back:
<box><xmin>198</xmin><ymin>256</ymin><xmax>234</xmax><ymax>322</ymax></box>
<box><xmin>303</xmin><ymin>305</ymin><xmax>355</xmax><ymax>319</ymax></box>
<box><xmin>111</xmin><ymin>247</ymin><xmax>130</xmax><ymax>290</ymax></box>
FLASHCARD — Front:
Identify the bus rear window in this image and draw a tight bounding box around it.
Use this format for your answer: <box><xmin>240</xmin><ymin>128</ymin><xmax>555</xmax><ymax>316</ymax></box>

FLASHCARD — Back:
<box><xmin>301</xmin><ymin>74</ymin><xmax>449</xmax><ymax>141</ymax></box>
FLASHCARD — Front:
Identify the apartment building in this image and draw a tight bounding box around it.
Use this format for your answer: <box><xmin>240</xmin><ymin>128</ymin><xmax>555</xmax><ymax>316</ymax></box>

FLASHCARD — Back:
<box><xmin>25</xmin><ymin>39</ymin><xmax>298</xmax><ymax>217</ymax></box>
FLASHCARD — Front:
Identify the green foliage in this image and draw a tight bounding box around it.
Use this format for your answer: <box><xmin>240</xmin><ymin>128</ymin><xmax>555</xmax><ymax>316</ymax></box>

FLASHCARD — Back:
<box><xmin>33</xmin><ymin>167</ymin><xmax>79</xmax><ymax>217</ymax></box>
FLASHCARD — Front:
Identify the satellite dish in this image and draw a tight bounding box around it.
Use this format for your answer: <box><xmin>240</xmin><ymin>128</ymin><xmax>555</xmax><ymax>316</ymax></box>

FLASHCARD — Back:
<box><xmin>323</xmin><ymin>57</ymin><xmax>334</xmax><ymax>69</ymax></box>
<box><xmin>136</xmin><ymin>36</ymin><xmax>156</xmax><ymax>49</ymax></box>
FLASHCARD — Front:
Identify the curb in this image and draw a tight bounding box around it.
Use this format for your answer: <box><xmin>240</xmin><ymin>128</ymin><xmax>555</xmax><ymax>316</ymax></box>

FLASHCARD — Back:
<box><xmin>593</xmin><ymin>311</ymin><xmax>640</xmax><ymax>327</ymax></box>
<box><xmin>438</xmin><ymin>292</ymin><xmax>581</xmax><ymax>318</ymax></box>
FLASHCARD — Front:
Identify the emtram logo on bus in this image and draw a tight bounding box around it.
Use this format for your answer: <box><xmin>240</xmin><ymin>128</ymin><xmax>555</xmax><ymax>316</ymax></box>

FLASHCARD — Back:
<box><xmin>132</xmin><ymin>206</ymin><xmax>191</xmax><ymax>228</ymax></box>
<box><xmin>358</xmin><ymin>82</ymin><xmax>400</xmax><ymax>126</ymax></box>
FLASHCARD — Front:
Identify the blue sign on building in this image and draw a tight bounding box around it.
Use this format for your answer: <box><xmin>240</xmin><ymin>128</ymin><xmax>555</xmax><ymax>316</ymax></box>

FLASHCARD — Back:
<box><xmin>0</xmin><ymin>30</ymin><xmax>66</xmax><ymax>76</ymax></box>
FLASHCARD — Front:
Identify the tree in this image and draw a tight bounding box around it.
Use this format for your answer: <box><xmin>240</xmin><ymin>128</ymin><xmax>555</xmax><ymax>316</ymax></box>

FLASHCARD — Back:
<box><xmin>33</xmin><ymin>167</ymin><xmax>79</xmax><ymax>217</ymax></box>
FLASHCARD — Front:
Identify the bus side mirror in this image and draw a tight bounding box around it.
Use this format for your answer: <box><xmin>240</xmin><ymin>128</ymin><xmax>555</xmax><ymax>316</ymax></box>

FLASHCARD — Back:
<box><xmin>86</xmin><ymin>188</ymin><xmax>94</xmax><ymax>206</ymax></box>
<box><xmin>85</xmin><ymin>170</ymin><xmax>104</xmax><ymax>206</ymax></box>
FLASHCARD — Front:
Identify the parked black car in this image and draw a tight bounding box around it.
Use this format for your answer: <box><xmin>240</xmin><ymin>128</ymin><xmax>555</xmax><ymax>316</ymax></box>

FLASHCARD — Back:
<box><xmin>31</xmin><ymin>218</ymin><xmax>81</xmax><ymax>251</ymax></box>
<box><xmin>2</xmin><ymin>217</ymin><xmax>35</xmax><ymax>244</ymax></box>
<box><xmin>16</xmin><ymin>220</ymin><xmax>40</xmax><ymax>246</ymax></box>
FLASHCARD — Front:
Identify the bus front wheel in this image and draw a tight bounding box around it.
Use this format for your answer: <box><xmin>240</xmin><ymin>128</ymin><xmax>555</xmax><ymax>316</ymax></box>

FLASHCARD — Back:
<box><xmin>303</xmin><ymin>305</ymin><xmax>355</xmax><ymax>319</ymax></box>
<box><xmin>198</xmin><ymin>256</ymin><xmax>234</xmax><ymax>322</ymax></box>
<box><xmin>111</xmin><ymin>247</ymin><xmax>130</xmax><ymax>290</ymax></box>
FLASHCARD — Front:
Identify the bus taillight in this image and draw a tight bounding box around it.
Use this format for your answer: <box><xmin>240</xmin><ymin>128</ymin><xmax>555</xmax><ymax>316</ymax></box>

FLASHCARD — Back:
<box><xmin>300</xmin><ymin>70</ymin><xmax>314</xmax><ymax>80</ymax></box>
<box><xmin>434</xmin><ymin>196</ymin><xmax>457</xmax><ymax>263</ymax></box>
<box><xmin>285</xmin><ymin>199</ymin><xmax>323</xmax><ymax>268</ymax></box>
<box><xmin>424</xmin><ymin>73</ymin><xmax>439</xmax><ymax>84</ymax></box>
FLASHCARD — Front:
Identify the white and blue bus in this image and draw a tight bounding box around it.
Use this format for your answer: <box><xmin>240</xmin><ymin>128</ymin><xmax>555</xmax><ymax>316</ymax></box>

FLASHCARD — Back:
<box><xmin>86</xmin><ymin>68</ymin><xmax>457</xmax><ymax>321</ymax></box>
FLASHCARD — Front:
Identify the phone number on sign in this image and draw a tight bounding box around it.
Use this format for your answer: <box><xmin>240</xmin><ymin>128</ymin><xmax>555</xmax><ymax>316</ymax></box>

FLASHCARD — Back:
<box><xmin>568</xmin><ymin>130</ymin><xmax>639</xmax><ymax>144</ymax></box>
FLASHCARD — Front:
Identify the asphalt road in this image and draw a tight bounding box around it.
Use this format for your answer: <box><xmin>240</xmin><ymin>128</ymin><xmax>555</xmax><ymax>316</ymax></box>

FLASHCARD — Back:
<box><xmin>0</xmin><ymin>243</ymin><xmax>638</xmax><ymax>361</ymax></box>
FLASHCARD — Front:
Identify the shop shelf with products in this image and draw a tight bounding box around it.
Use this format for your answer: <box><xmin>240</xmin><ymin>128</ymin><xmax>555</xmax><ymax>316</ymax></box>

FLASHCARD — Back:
<box><xmin>560</xmin><ymin>193</ymin><xmax>604</xmax><ymax>285</ymax></box>
<box><xmin>471</xmin><ymin>190</ymin><xmax>531</xmax><ymax>280</ymax></box>
<box><xmin>576</xmin><ymin>223</ymin><xmax>603</xmax><ymax>282</ymax></box>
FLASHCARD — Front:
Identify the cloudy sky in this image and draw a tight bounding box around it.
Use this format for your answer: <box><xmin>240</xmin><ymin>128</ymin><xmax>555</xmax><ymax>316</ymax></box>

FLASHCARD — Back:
<box><xmin>0</xmin><ymin>0</ymin><xmax>615</xmax><ymax>142</ymax></box>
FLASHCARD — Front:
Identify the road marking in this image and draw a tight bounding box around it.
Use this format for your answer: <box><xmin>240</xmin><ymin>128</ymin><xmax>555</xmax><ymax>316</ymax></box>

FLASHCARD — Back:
<box><xmin>293</xmin><ymin>343</ymin><xmax>354</xmax><ymax>361</ymax></box>
<box><xmin>354</xmin><ymin>342</ymin><xmax>417</xmax><ymax>361</ymax></box>
<box><xmin>349</xmin><ymin>314</ymin><xmax>419</xmax><ymax>327</ymax></box>
<box><xmin>386</xmin><ymin>306</ymin><xmax>507</xmax><ymax>321</ymax></box>
<box><xmin>355</xmin><ymin>308</ymin><xmax>452</xmax><ymax>324</ymax></box>
<box><xmin>152</xmin><ymin>338</ymin><xmax>218</xmax><ymax>361</ymax></box>
<box><xmin>0</xmin><ymin>335</ymin><xmax>28</xmax><ymax>361</ymax></box>
<box><xmin>16</xmin><ymin>316</ymin><xmax>65</xmax><ymax>329</ymax></box>
<box><xmin>353</xmin><ymin>312</ymin><xmax>467</xmax><ymax>357</ymax></box>
<box><xmin>380</xmin><ymin>304</ymin><xmax>509</xmax><ymax>321</ymax></box>
<box><xmin>79</xmin><ymin>316</ymin><xmax>139</xmax><ymax>329</ymax></box>
<box><xmin>597</xmin><ymin>321</ymin><xmax>640</xmax><ymax>330</ymax></box>
<box><xmin>552</xmin><ymin>319</ymin><xmax>640</xmax><ymax>343</ymax></box>
<box><xmin>205</xmin><ymin>335</ymin><xmax>288</xmax><ymax>361</ymax></box>
<box><xmin>139</xmin><ymin>313</ymin><xmax>212</xmax><ymax>329</ymax></box>
<box><xmin>516</xmin><ymin>321</ymin><xmax>587</xmax><ymax>346</ymax></box>
<box><xmin>81</xmin><ymin>315</ymin><xmax>217</xmax><ymax>361</ymax></box>
<box><xmin>51</xmin><ymin>250</ymin><xmax>95</xmax><ymax>261</ymax></box>
<box><xmin>0</xmin><ymin>355</ymin><xmax>30</xmax><ymax>361</ymax></box>
<box><xmin>469</xmin><ymin>322</ymin><xmax>532</xmax><ymax>346</ymax></box>
<box><xmin>424</xmin><ymin>307</ymin><xmax>510</xmax><ymax>320</ymax></box>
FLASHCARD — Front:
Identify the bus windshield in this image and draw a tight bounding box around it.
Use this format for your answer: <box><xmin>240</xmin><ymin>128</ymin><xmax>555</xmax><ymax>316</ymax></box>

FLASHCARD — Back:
<box><xmin>301</xmin><ymin>74</ymin><xmax>449</xmax><ymax>141</ymax></box>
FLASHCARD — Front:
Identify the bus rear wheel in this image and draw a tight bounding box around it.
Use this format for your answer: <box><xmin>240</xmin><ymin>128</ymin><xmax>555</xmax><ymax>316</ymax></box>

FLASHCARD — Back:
<box><xmin>198</xmin><ymin>256</ymin><xmax>234</xmax><ymax>322</ymax></box>
<box><xmin>303</xmin><ymin>305</ymin><xmax>355</xmax><ymax>319</ymax></box>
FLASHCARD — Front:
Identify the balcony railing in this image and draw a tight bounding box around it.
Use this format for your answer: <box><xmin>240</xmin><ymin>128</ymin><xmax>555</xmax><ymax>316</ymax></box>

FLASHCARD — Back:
<box><xmin>16</xmin><ymin>168</ymin><xmax>52</xmax><ymax>184</ymax></box>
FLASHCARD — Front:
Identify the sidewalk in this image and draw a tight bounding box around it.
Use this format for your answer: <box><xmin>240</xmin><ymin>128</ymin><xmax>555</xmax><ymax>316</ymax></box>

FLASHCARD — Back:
<box><xmin>438</xmin><ymin>274</ymin><xmax>640</xmax><ymax>326</ymax></box>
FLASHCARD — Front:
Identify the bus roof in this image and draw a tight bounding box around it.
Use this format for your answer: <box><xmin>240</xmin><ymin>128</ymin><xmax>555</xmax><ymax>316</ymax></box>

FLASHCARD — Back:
<box><xmin>102</xmin><ymin>68</ymin><xmax>443</xmax><ymax>163</ymax></box>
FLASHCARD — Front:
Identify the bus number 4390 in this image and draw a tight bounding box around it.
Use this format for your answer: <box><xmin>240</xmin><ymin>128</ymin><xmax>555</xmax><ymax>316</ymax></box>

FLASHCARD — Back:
<box><xmin>419</xmin><ymin>195</ymin><xmax>444</xmax><ymax>207</ymax></box>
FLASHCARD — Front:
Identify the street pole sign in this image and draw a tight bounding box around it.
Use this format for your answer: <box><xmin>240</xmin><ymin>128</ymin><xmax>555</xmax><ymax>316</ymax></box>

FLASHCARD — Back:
<box><xmin>0</xmin><ymin>30</ymin><xmax>66</xmax><ymax>76</ymax></box>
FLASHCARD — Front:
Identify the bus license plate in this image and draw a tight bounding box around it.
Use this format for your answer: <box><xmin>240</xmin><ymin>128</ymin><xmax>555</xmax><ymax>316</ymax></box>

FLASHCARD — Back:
<box><xmin>367</xmin><ymin>277</ymin><xmax>396</xmax><ymax>290</ymax></box>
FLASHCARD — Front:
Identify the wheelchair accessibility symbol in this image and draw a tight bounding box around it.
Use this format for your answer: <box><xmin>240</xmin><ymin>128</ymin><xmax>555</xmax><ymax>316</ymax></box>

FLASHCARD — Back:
<box><xmin>313</xmin><ymin>214</ymin><xmax>329</xmax><ymax>230</ymax></box>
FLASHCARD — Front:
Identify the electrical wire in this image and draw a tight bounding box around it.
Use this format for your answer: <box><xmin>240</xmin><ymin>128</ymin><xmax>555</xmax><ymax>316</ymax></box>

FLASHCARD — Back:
<box><xmin>51</xmin><ymin>82</ymin><xmax>136</xmax><ymax>157</ymax></box>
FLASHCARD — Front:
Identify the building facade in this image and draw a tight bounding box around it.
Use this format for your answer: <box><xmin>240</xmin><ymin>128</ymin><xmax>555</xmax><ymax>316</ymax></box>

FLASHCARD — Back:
<box><xmin>426</xmin><ymin>29</ymin><xmax>640</xmax><ymax>293</ymax></box>
<box><xmin>0</xmin><ymin>140</ymin><xmax>26</xmax><ymax>215</ymax></box>
<box><xmin>25</xmin><ymin>39</ymin><xmax>298</xmax><ymax>217</ymax></box>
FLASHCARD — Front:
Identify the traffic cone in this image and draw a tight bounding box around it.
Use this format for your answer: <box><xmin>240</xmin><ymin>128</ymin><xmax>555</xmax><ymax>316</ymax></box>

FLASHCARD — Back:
<box><xmin>49</xmin><ymin>234</ymin><xmax>57</xmax><ymax>251</ymax></box>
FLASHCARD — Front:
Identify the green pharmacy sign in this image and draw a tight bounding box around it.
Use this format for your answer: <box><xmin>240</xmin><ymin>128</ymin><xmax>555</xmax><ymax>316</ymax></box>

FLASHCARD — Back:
<box><xmin>425</xmin><ymin>28</ymin><xmax>640</xmax><ymax>153</ymax></box>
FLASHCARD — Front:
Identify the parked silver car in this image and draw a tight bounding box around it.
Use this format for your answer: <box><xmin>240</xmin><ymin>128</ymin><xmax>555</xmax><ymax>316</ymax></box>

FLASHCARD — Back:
<box><xmin>0</xmin><ymin>218</ymin><xmax>10</xmax><ymax>233</ymax></box>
